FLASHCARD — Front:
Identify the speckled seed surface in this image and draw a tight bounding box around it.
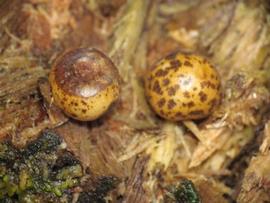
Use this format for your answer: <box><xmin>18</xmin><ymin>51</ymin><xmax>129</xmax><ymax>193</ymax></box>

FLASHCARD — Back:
<box><xmin>145</xmin><ymin>53</ymin><xmax>221</xmax><ymax>121</ymax></box>
<box><xmin>49</xmin><ymin>48</ymin><xmax>120</xmax><ymax>121</ymax></box>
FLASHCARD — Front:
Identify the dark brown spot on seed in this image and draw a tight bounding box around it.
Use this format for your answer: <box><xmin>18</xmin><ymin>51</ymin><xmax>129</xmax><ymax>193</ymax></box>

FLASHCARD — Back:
<box><xmin>167</xmin><ymin>99</ymin><xmax>176</xmax><ymax>109</ymax></box>
<box><xmin>168</xmin><ymin>87</ymin><xmax>175</xmax><ymax>96</ymax></box>
<box><xmin>184</xmin><ymin>61</ymin><xmax>193</xmax><ymax>67</ymax></box>
<box><xmin>152</xmin><ymin>80</ymin><xmax>162</xmax><ymax>94</ymax></box>
<box><xmin>155</xmin><ymin>69</ymin><xmax>169</xmax><ymax>77</ymax></box>
<box><xmin>187</xmin><ymin>101</ymin><xmax>195</xmax><ymax>108</ymax></box>
<box><xmin>162</xmin><ymin>78</ymin><xmax>170</xmax><ymax>86</ymax></box>
<box><xmin>210</xmin><ymin>83</ymin><xmax>216</xmax><ymax>89</ymax></box>
<box><xmin>167</xmin><ymin>85</ymin><xmax>179</xmax><ymax>96</ymax></box>
<box><xmin>183</xmin><ymin>91</ymin><xmax>190</xmax><ymax>98</ymax></box>
<box><xmin>157</xmin><ymin>98</ymin><xmax>166</xmax><ymax>108</ymax></box>
<box><xmin>170</xmin><ymin>60</ymin><xmax>181</xmax><ymax>70</ymax></box>
<box><xmin>81</xmin><ymin>100</ymin><xmax>88</xmax><ymax>105</ymax></box>
<box><xmin>82</xmin><ymin>109</ymin><xmax>87</xmax><ymax>113</ymax></box>
<box><xmin>201</xmin><ymin>81</ymin><xmax>216</xmax><ymax>89</ymax></box>
<box><xmin>199</xmin><ymin>91</ymin><xmax>208</xmax><ymax>102</ymax></box>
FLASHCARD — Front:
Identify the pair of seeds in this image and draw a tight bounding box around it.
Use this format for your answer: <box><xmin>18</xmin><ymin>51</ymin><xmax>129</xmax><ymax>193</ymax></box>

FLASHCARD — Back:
<box><xmin>49</xmin><ymin>48</ymin><xmax>221</xmax><ymax>122</ymax></box>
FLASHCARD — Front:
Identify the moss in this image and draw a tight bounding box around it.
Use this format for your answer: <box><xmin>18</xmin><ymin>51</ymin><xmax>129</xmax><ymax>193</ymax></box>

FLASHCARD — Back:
<box><xmin>166</xmin><ymin>179</ymin><xmax>201</xmax><ymax>203</ymax></box>
<box><xmin>22</xmin><ymin>130</ymin><xmax>62</xmax><ymax>157</ymax></box>
<box><xmin>0</xmin><ymin>130</ymin><xmax>82</xmax><ymax>202</ymax></box>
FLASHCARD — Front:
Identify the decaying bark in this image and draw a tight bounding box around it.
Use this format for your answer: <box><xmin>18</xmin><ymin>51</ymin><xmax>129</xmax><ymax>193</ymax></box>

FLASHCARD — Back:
<box><xmin>1</xmin><ymin>0</ymin><xmax>270</xmax><ymax>202</ymax></box>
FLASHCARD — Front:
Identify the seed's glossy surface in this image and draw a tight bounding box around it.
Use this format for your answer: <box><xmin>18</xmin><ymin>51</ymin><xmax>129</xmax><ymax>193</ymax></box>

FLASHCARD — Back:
<box><xmin>49</xmin><ymin>48</ymin><xmax>120</xmax><ymax>121</ymax></box>
<box><xmin>145</xmin><ymin>52</ymin><xmax>221</xmax><ymax>121</ymax></box>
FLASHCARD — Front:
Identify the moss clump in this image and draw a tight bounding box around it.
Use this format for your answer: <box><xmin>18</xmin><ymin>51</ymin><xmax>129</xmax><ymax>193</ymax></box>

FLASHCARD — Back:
<box><xmin>166</xmin><ymin>179</ymin><xmax>201</xmax><ymax>203</ymax></box>
<box><xmin>0</xmin><ymin>130</ymin><xmax>83</xmax><ymax>202</ymax></box>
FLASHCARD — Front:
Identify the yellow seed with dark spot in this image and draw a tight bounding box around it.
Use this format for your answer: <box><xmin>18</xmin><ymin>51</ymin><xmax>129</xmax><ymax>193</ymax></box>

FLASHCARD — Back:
<box><xmin>145</xmin><ymin>52</ymin><xmax>221</xmax><ymax>121</ymax></box>
<box><xmin>49</xmin><ymin>48</ymin><xmax>121</xmax><ymax>121</ymax></box>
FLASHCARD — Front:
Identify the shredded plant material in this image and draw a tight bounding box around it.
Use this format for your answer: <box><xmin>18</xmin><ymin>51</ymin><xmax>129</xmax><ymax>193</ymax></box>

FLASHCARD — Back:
<box><xmin>1</xmin><ymin>0</ymin><xmax>270</xmax><ymax>202</ymax></box>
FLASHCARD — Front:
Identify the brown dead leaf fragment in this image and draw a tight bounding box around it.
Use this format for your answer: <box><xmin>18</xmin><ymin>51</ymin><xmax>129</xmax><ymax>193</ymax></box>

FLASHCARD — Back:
<box><xmin>121</xmin><ymin>157</ymin><xmax>149</xmax><ymax>203</ymax></box>
<box><xmin>0</xmin><ymin>64</ymin><xmax>49</xmax><ymax>145</ymax></box>
<box><xmin>55</xmin><ymin>120</ymin><xmax>134</xmax><ymax>178</ymax></box>
<box><xmin>24</xmin><ymin>7</ymin><xmax>52</xmax><ymax>53</ymax></box>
